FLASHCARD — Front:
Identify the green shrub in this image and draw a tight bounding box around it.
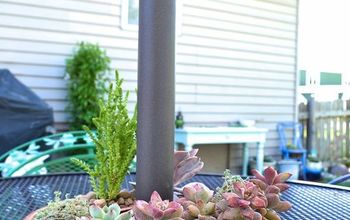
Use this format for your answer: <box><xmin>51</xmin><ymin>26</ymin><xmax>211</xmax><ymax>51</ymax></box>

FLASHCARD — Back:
<box><xmin>66</xmin><ymin>42</ymin><xmax>111</xmax><ymax>130</ymax></box>
<box><xmin>72</xmin><ymin>70</ymin><xmax>137</xmax><ymax>200</ymax></box>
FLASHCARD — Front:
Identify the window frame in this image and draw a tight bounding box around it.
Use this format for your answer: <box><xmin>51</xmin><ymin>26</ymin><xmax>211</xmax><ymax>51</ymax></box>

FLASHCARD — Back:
<box><xmin>121</xmin><ymin>0</ymin><xmax>183</xmax><ymax>35</ymax></box>
<box><xmin>121</xmin><ymin>0</ymin><xmax>139</xmax><ymax>31</ymax></box>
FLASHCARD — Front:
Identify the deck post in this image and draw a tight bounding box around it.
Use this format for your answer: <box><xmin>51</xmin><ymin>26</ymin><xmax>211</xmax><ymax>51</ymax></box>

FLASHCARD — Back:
<box><xmin>307</xmin><ymin>97</ymin><xmax>315</xmax><ymax>155</ymax></box>
<box><xmin>346</xmin><ymin>100</ymin><xmax>350</xmax><ymax>158</ymax></box>
<box><xmin>136</xmin><ymin>0</ymin><xmax>175</xmax><ymax>200</ymax></box>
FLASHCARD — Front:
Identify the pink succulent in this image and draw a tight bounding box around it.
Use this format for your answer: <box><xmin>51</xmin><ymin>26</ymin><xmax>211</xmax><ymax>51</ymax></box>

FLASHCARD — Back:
<box><xmin>249</xmin><ymin>167</ymin><xmax>292</xmax><ymax>217</ymax></box>
<box><xmin>250</xmin><ymin>166</ymin><xmax>292</xmax><ymax>192</ymax></box>
<box><xmin>220</xmin><ymin>181</ymin><xmax>267</xmax><ymax>220</ymax></box>
<box><xmin>173</xmin><ymin>149</ymin><xmax>204</xmax><ymax>186</ymax></box>
<box><xmin>181</xmin><ymin>182</ymin><xmax>214</xmax><ymax>203</ymax></box>
<box><xmin>134</xmin><ymin>191</ymin><xmax>183</xmax><ymax>220</ymax></box>
<box><xmin>266</xmin><ymin>193</ymin><xmax>292</xmax><ymax>212</ymax></box>
<box><xmin>177</xmin><ymin>182</ymin><xmax>216</xmax><ymax>219</ymax></box>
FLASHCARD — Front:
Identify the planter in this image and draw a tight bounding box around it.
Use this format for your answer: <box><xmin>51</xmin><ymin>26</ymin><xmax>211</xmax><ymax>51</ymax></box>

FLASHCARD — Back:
<box><xmin>24</xmin><ymin>209</ymin><xmax>41</xmax><ymax>220</ymax></box>
<box><xmin>277</xmin><ymin>160</ymin><xmax>301</xmax><ymax>180</ymax></box>
<box><xmin>306</xmin><ymin>161</ymin><xmax>323</xmax><ymax>173</ymax></box>
<box><xmin>22</xmin><ymin>166</ymin><xmax>293</xmax><ymax>220</ymax></box>
<box><xmin>249</xmin><ymin>159</ymin><xmax>276</xmax><ymax>171</ymax></box>
<box><xmin>24</xmin><ymin>191</ymin><xmax>134</xmax><ymax>220</ymax></box>
<box><xmin>305</xmin><ymin>161</ymin><xmax>323</xmax><ymax>181</ymax></box>
<box><xmin>24</xmin><ymin>206</ymin><xmax>133</xmax><ymax>220</ymax></box>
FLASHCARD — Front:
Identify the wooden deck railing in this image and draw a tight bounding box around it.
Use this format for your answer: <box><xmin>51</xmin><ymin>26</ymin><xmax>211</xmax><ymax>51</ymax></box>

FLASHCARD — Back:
<box><xmin>299</xmin><ymin>99</ymin><xmax>350</xmax><ymax>161</ymax></box>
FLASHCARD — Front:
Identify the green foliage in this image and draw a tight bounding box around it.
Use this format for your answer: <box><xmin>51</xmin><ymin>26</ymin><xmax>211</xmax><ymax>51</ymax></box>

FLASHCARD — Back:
<box><xmin>308</xmin><ymin>155</ymin><xmax>321</xmax><ymax>163</ymax></box>
<box><xmin>213</xmin><ymin>169</ymin><xmax>243</xmax><ymax>202</ymax></box>
<box><xmin>72</xmin><ymin>70</ymin><xmax>137</xmax><ymax>200</ymax></box>
<box><xmin>66</xmin><ymin>42</ymin><xmax>111</xmax><ymax>130</ymax></box>
<box><xmin>35</xmin><ymin>192</ymin><xmax>89</xmax><ymax>220</ymax></box>
<box><xmin>286</xmin><ymin>143</ymin><xmax>298</xmax><ymax>149</ymax></box>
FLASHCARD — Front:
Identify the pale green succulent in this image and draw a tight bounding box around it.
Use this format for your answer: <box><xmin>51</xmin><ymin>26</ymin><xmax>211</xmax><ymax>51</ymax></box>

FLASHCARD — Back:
<box><xmin>89</xmin><ymin>203</ymin><xmax>132</xmax><ymax>220</ymax></box>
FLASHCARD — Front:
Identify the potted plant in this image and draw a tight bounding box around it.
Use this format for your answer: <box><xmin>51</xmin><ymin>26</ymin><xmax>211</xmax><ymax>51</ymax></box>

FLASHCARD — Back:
<box><xmin>277</xmin><ymin>159</ymin><xmax>300</xmax><ymax>180</ymax></box>
<box><xmin>133</xmin><ymin>166</ymin><xmax>292</xmax><ymax>220</ymax></box>
<box><xmin>26</xmin><ymin>72</ymin><xmax>293</xmax><ymax>220</ymax></box>
<box><xmin>306</xmin><ymin>156</ymin><xmax>323</xmax><ymax>172</ymax></box>
<box><xmin>304</xmin><ymin>156</ymin><xmax>323</xmax><ymax>181</ymax></box>
<box><xmin>249</xmin><ymin>156</ymin><xmax>277</xmax><ymax>171</ymax></box>
<box><xmin>24</xmin><ymin>71</ymin><xmax>202</xmax><ymax>219</ymax></box>
<box><xmin>26</xmin><ymin>70</ymin><xmax>136</xmax><ymax>219</ymax></box>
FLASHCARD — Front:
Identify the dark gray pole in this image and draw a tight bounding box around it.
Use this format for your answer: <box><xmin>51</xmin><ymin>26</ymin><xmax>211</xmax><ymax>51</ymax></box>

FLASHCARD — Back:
<box><xmin>136</xmin><ymin>0</ymin><xmax>175</xmax><ymax>200</ymax></box>
<box><xmin>307</xmin><ymin>96</ymin><xmax>315</xmax><ymax>155</ymax></box>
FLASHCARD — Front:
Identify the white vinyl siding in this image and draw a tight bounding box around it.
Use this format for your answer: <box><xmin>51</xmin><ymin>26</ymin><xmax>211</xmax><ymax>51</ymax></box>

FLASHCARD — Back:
<box><xmin>0</xmin><ymin>0</ymin><xmax>298</xmax><ymax>173</ymax></box>
<box><xmin>176</xmin><ymin>0</ymin><xmax>297</xmax><ymax>173</ymax></box>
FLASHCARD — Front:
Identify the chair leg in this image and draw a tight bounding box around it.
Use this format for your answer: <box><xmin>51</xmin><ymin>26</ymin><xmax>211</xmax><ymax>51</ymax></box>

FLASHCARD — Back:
<box><xmin>301</xmin><ymin>152</ymin><xmax>307</xmax><ymax>180</ymax></box>
<box><xmin>285</xmin><ymin>153</ymin><xmax>290</xmax><ymax>160</ymax></box>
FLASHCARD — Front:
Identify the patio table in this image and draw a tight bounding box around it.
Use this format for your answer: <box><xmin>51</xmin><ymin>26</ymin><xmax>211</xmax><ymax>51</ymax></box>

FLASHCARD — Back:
<box><xmin>1</xmin><ymin>173</ymin><xmax>350</xmax><ymax>220</ymax></box>
<box><xmin>175</xmin><ymin>127</ymin><xmax>268</xmax><ymax>176</ymax></box>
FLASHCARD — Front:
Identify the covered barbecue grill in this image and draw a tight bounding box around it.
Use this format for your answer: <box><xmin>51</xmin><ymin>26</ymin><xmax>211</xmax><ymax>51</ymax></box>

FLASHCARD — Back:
<box><xmin>0</xmin><ymin>69</ymin><xmax>53</xmax><ymax>155</ymax></box>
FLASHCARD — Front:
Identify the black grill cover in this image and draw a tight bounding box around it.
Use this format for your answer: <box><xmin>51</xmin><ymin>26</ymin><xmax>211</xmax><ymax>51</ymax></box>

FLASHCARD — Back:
<box><xmin>0</xmin><ymin>69</ymin><xmax>53</xmax><ymax>155</ymax></box>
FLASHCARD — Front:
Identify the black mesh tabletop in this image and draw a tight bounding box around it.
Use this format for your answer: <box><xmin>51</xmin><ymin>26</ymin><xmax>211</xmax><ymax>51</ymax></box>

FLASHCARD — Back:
<box><xmin>1</xmin><ymin>173</ymin><xmax>350</xmax><ymax>220</ymax></box>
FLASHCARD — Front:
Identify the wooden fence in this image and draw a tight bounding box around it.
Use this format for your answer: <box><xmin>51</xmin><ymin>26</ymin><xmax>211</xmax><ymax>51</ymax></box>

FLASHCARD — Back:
<box><xmin>299</xmin><ymin>99</ymin><xmax>350</xmax><ymax>162</ymax></box>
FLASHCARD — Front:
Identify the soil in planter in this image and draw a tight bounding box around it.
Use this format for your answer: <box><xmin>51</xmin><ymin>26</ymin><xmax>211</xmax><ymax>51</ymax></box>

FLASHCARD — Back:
<box><xmin>88</xmin><ymin>190</ymin><xmax>135</xmax><ymax>212</ymax></box>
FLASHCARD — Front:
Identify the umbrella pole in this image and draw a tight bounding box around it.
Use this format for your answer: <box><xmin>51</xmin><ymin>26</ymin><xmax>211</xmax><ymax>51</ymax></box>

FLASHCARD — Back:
<box><xmin>136</xmin><ymin>0</ymin><xmax>175</xmax><ymax>200</ymax></box>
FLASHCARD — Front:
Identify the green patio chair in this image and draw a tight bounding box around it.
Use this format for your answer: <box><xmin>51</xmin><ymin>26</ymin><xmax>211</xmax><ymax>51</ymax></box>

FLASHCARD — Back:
<box><xmin>0</xmin><ymin>131</ymin><xmax>96</xmax><ymax>177</ymax></box>
<box><xmin>5</xmin><ymin>144</ymin><xmax>96</xmax><ymax>177</ymax></box>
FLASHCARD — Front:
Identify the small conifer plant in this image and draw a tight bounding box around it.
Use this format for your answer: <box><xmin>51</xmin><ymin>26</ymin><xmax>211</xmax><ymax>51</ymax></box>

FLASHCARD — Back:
<box><xmin>72</xmin><ymin>70</ymin><xmax>137</xmax><ymax>200</ymax></box>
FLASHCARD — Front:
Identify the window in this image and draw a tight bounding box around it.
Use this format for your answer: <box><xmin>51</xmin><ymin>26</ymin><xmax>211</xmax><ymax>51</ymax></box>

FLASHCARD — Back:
<box><xmin>127</xmin><ymin>0</ymin><xmax>138</xmax><ymax>25</ymax></box>
<box><xmin>122</xmin><ymin>0</ymin><xmax>139</xmax><ymax>30</ymax></box>
<box><xmin>121</xmin><ymin>0</ymin><xmax>182</xmax><ymax>34</ymax></box>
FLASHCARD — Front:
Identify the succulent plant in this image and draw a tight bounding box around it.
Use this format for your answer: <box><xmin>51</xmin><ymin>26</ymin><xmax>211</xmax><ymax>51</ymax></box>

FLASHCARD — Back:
<box><xmin>34</xmin><ymin>192</ymin><xmax>90</xmax><ymax>220</ymax></box>
<box><xmin>249</xmin><ymin>167</ymin><xmax>292</xmax><ymax>219</ymax></box>
<box><xmin>216</xmin><ymin>181</ymin><xmax>266</xmax><ymax>220</ymax></box>
<box><xmin>250</xmin><ymin>167</ymin><xmax>291</xmax><ymax>193</ymax></box>
<box><xmin>214</xmin><ymin>169</ymin><xmax>244</xmax><ymax>202</ymax></box>
<box><xmin>89</xmin><ymin>203</ymin><xmax>132</xmax><ymax>220</ymax></box>
<box><xmin>177</xmin><ymin>182</ymin><xmax>216</xmax><ymax>219</ymax></box>
<box><xmin>214</xmin><ymin>167</ymin><xmax>292</xmax><ymax>220</ymax></box>
<box><xmin>174</xmin><ymin>149</ymin><xmax>204</xmax><ymax>186</ymax></box>
<box><xmin>134</xmin><ymin>191</ymin><xmax>184</xmax><ymax>220</ymax></box>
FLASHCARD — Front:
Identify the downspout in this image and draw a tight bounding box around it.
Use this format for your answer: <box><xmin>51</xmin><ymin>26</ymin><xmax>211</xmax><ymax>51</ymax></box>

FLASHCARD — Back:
<box><xmin>294</xmin><ymin>0</ymin><xmax>300</xmax><ymax>122</ymax></box>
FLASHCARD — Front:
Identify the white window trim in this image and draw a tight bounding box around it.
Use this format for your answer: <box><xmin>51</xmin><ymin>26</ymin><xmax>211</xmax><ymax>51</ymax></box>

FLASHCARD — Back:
<box><xmin>121</xmin><ymin>0</ymin><xmax>138</xmax><ymax>31</ymax></box>
<box><xmin>176</xmin><ymin>0</ymin><xmax>183</xmax><ymax>37</ymax></box>
<box><xmin>121</xmin><ymin>0</ymin><xmax>183</xmax><ymax>36</ymax></box>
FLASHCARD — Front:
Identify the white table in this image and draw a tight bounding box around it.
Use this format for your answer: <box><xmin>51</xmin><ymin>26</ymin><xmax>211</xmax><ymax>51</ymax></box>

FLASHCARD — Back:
<box><xmin>175</xmin><ymin>127</ymin><xmax>268</xmax><ymax>176</ymax></box>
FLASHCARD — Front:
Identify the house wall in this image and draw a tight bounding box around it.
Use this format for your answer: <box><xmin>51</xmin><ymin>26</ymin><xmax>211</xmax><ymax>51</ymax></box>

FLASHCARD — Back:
<box><xmin>0</xmin><ymin>0</ymin><xmax>298</xmax><ymax>174</ymax></box>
